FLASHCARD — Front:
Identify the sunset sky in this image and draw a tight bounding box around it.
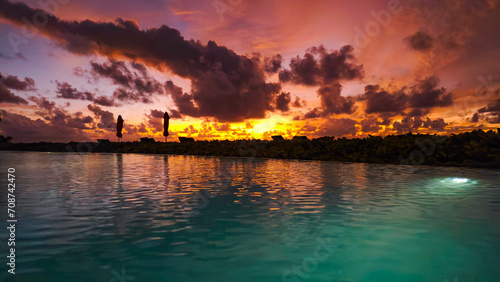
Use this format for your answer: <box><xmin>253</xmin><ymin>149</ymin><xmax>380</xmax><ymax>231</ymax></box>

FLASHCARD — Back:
<box><xmin>0</xmin><ymin>0</ymin><xmax>499</xmax><ymax>142</ymax></box>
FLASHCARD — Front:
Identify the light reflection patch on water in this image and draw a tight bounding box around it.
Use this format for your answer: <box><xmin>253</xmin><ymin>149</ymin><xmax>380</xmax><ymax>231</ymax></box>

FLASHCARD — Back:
<box><xmin>422</xmin><ymin>177</ymin><xmax>479</xmax><ymax>196</ymax></box>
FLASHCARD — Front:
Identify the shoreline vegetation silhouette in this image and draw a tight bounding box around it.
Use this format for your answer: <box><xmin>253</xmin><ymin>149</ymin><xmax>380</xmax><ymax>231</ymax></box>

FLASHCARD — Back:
<box><xmin>1</xmin><ymin>129</ymin><xmax>499</xmax><ymax>168</ymax></box>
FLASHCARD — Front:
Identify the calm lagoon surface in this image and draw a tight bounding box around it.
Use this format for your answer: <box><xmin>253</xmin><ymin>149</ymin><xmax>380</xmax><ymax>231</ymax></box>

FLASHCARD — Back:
<box><xmin>0</xmin><ymin>151</ymin><xmax>499</xmax><ymax>282</ymax></box>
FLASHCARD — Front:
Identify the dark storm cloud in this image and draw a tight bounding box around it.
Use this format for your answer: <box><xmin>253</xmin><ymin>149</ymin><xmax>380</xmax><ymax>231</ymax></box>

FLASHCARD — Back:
<box><xmin>275</xmin><ymin>92</ymin><xmax>291</xmax><ymax>112</ymax></box>
<box><xmin>87</xmin><ymin>104</ymin><xmax>115</xmax><ymax>129</ymax></box>
<box><xmin>408</xmin><ymin>76</ymin><xmax>453</xmax><ymax>108</ymax></box>
<box><xmin>56</xmin><ymin>81</ymin><xmax>94</xmax><ymax>100</ymax></box>
<box><xmin>0</xmin><ymin>72</ymin><xmax>35</xmax><ymax>104</ymax></box>
<box><xmin>263</xmin><ymin>54</ymin><xmax>282</xmax><ymax>74</ymax></box>
<box><xmin>303</xmin><ymin>108</ymin><xmax>321</xmax><ymax>119</ymax></box>
<box><xmin>317</xmin><ymin>83</ymin><xmax>355</xmax><ymax>115</ymax></box>
<box><xmin>363</xmin><ymin>85</ymin><xmax>407</xmax><ymax>115</ymax></box>
<box><xmin>279</xmin><ymin>45</ymin><xmax>363</xmax><ymax>86</ymax></box>
<box><xmin>1</xmin><ymin>73</ymin><xmax>35</xmax><ymax>91</ymax></box>
<box><xmin>165</xmin><ymin>76</ymin><xmax>281</xmax><ymax>121</ymax></box>
<box><xmin>186</xmin><ymin>41</ymin><xmax>282</xmax><ymax>121</ymax></box>
<box><xmin>93</xmin><ymin>96</ymin><xmax>116</xmax><ymax>107</ymax></box>
<box><xmin>486</xmin><ymin>113</ymin><xmax>500</xmax><ymax>123</ymax></box>
<box><xmin>0</xmin><ymin>0</ymin><xmax>284</xmax><ymax>121</ymax></box>
<box><xmin>0</xmin><ymin>83</ymin><xmax>28</xmax><ymax>104</ymax></box>
<box><xmin>91</xmin><ymin>60</ymin><xmax>163</xmax><ymax>104</ymax></box>
<box><xmin>423</xmin><ymin>117</ymin><xmax>447</xmax><ymax>130</ymax></box>
<box><xmin>404</xmin><ymin>30</ymin><xmax>434</xmax><ymax>51</ymax></box>
<box><xmin>149</xmin><ymin>109</ymin><xmax>165</xmax><ymax>119</ymax></box>
<box><xmin>477</xmin><ymin>98</ymin><xmax>500</xmax><ymax>113</ymax></box>
<box><xmin>470</xmin><ymin>112</ymin><xmax>480</xmax><ymax>123</ymax></box>
<box><xmin>295</xmin><ymin>82</ymin><xmax>356</xmax><ymax>120</ymax></box>
<box><xmin>392</xmin><ymin>116</ymin><xmax>422</xmax><ymax>133</ymax></box>
<box><xmin>66</xmin><ymin>112</ymin><xmax>94</xmax><ymax>129</ymax></box>
<box><xmin>91</xmin><ymin>60</ymin><xmax>163</xmax><ymax>94</ymax></box>
<box><xmin>169</xmin><ymin>109</ymin><xmax>182</xmax><ymax>119</ymax></box>
<box><xmin>252</xmin><ymin>53</ymin><xmax>283</xmax><ymax>74</ymax></box>
<box><xmin>164</xmin><ymin>80</ymin><xmax>198</xmax><ymax>117</ymax></box>
<box><xmin>406</xmin><ymin>108</ymin><xmax>429</xmax><ymax>118</ymax></box>
<box><xmin>392</xmin><ymin>116</ymin><xmax>448</xmax><ymax>133</ymax></box>
<box><xmin>475</xmin><ymin>98</ymin><xmax>500</xmax><ymax>123</ymax></box>
<box><xmin>362</xmin><ymin>77</ymin><xmax>452</xmax><ymax>115</ymax></box>
<box><xmin>279</xmin><ymin>45</ymin><xmax>364</xmax><ymax>120</ymax></box>
<box><xmin>360</xmin><ymin>117</ymin><xmax>383</xmax><ymax>133</ymax></box>
<box><xmin>56</xmin><ymin>81</ymin><xmax>118</xmax><ymax>106</ymax></box>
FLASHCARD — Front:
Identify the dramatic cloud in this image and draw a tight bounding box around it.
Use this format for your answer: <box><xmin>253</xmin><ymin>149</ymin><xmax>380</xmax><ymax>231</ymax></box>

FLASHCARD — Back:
<box><xmin>1</xmin><ymin>73</ymin><xmax>35</xmax><ymax>91</ymax></box>
<box><xmin>470</xmin><ymin>112</ymin><xmax>480</xmax><ymax>123</ymax></box>
<box><xmin>90</xmin><ymin>60</ymin><xmax>163</xmax><ymax>104</ymax></box>
<box><xmin>363</xmin><ymin>85</ymin><xmax>407</xmax><ymax>115</ymax></box>
<box><xmin>303</xmin><ymin>108</ymin><xmax>321</xmax><ymax>119</ymax></box>
<box><xmin>317</xmin><ymin>83</ymin><xmax>355</xmax><ymax>115</ymax></box>
<box><xmin>251</xmin><ymin>53</ymin><xmax>282</xmax><ymax>74</ymax></box>
<box><xmin>406</xmin><ymin>108</ymin><xmax>429</xmax><ymax>118</ymax></box>
<box><xmin>149</xmin><ymin>109</ymin><xmax>165</xmax><ymax>119</ymax></box>
<box><xmin>360</xmin><ymin>117</ymin><xmax>383</xmax><ymax>133</ymax></box>
<box><xmin>404</xmin><ymin>30</ymin><xmax>434</xmax><ymax>51</ymax></box>
<box><xmin>66</xmin><ymin>112</ymin><xmax>94</xmax><ymax>130</ymax></box>
<box><xmin>87</xmin><ymin>104</ymin><xmax>115</xmax><ymax>129</ymax></box>
<box><xmin>279</xmin><ymin>45</ymin><xmax>363</xmax><ymax>86</ymax></box>
<box><xmin>476</xmin><ymin>98</ymin><xmax>500</xmax><ymax>123</ymax></box>
<box><xmin>56</xmin><ymin>81</ymin><xmax>94</xmax><ymax>100</ymax></box>
<box><xmin>279</xmin><ymin>45</ymin><xmax>364</xmax><ymax>120</ymax></box>
<box><xmin>392</xmin><ymin>117</ymin><xmax>422</xmax><ymax>133</ymax></box>
<box><xmin>478</xmin><ymin>98</ymin><xmax>500</xmax><ymax>113</ymax></box>
<box><xmin>164</xmin><ymin>80</ymin><xmax>198</xmax><ymax>118</ymax></box>
<box><xmin>93</xmin><ymin>96</ymin><xmax>116</xmax><ymax>107</ymax></box>
<box><xmin>423</xmin><ymin>117</ymin><xmax>447</xmax><ymax>130</ymax></box>
<box><xmin>263</xmin><ymin>54</ymin><xmax>283</xmax><ymax>74</ymax></box>
<box><xmin>0</xmin><ymin>1</ymin><xmax>284</xmax><ymax>121</ymax></box>
<box><xmin>362</xmin><ymin>77</ymin><xmax>452</xmax><ymax>115</ymax></box>
<box><xmin>56</xmin><ymin>81</ymin><xmax>117</xmax><ymax>106</ymax></box>
<box><xmin>295</xmin><ymin>82</ymin><xmax>356</xmax><ymax>120</ymax></box>
<box><xmin>408</xmin><ymin>76</ymin><xmax>453</xmax><ymax>108</ymax></box>
<box><xmin>392</xmin><ymin>116</ymin><xmax>448</xmax><ymax>133</ymax></box>
<box><xmin>0</xmin><ymin>73</ymin><xmax>34</xmax><ymax>104</ymax></box>
<box><xmin>275</xmin><ymin>92</ymin><xmax>291</xmax><ymax>112</ymax></box>
<box><xmin>0</xmin><ymin>83</ymin><xmax>28</xmax><ymax>104</ymax></box>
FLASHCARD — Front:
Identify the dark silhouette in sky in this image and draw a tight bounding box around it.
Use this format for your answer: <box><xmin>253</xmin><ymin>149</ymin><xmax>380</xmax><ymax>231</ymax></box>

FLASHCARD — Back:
<box><xmin>163</xmin><ymin>112</ymin><xmax>170</xmax><ymax>142</ymax></box>
<box><xmin>116</xmin><ymin>115</ymin><xmax>124</xmax><ymax>141</ymax></box>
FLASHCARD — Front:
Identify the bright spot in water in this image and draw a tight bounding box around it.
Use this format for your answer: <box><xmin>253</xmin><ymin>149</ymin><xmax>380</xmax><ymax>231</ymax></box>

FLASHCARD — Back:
<box><xmin>424</xmin><ymin>177</ymin><xmax>478</xmax><ymax>195</ymax></box>
<box><xmin>439</xmin><ymin>177</ymin><xmax>475</xmax><ymax>186</ymax></box>
<box><xmin>448</xmin><ymin>177</ymin><xmax>469</xmax><ymax>183</ymax></box>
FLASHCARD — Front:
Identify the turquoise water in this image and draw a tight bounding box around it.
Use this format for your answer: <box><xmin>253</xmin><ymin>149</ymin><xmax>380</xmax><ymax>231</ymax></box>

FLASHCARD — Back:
<box><xmin>0</xmin><ymin>151</ymin><xmax>499</xmax><ymax>282</ymax></box>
